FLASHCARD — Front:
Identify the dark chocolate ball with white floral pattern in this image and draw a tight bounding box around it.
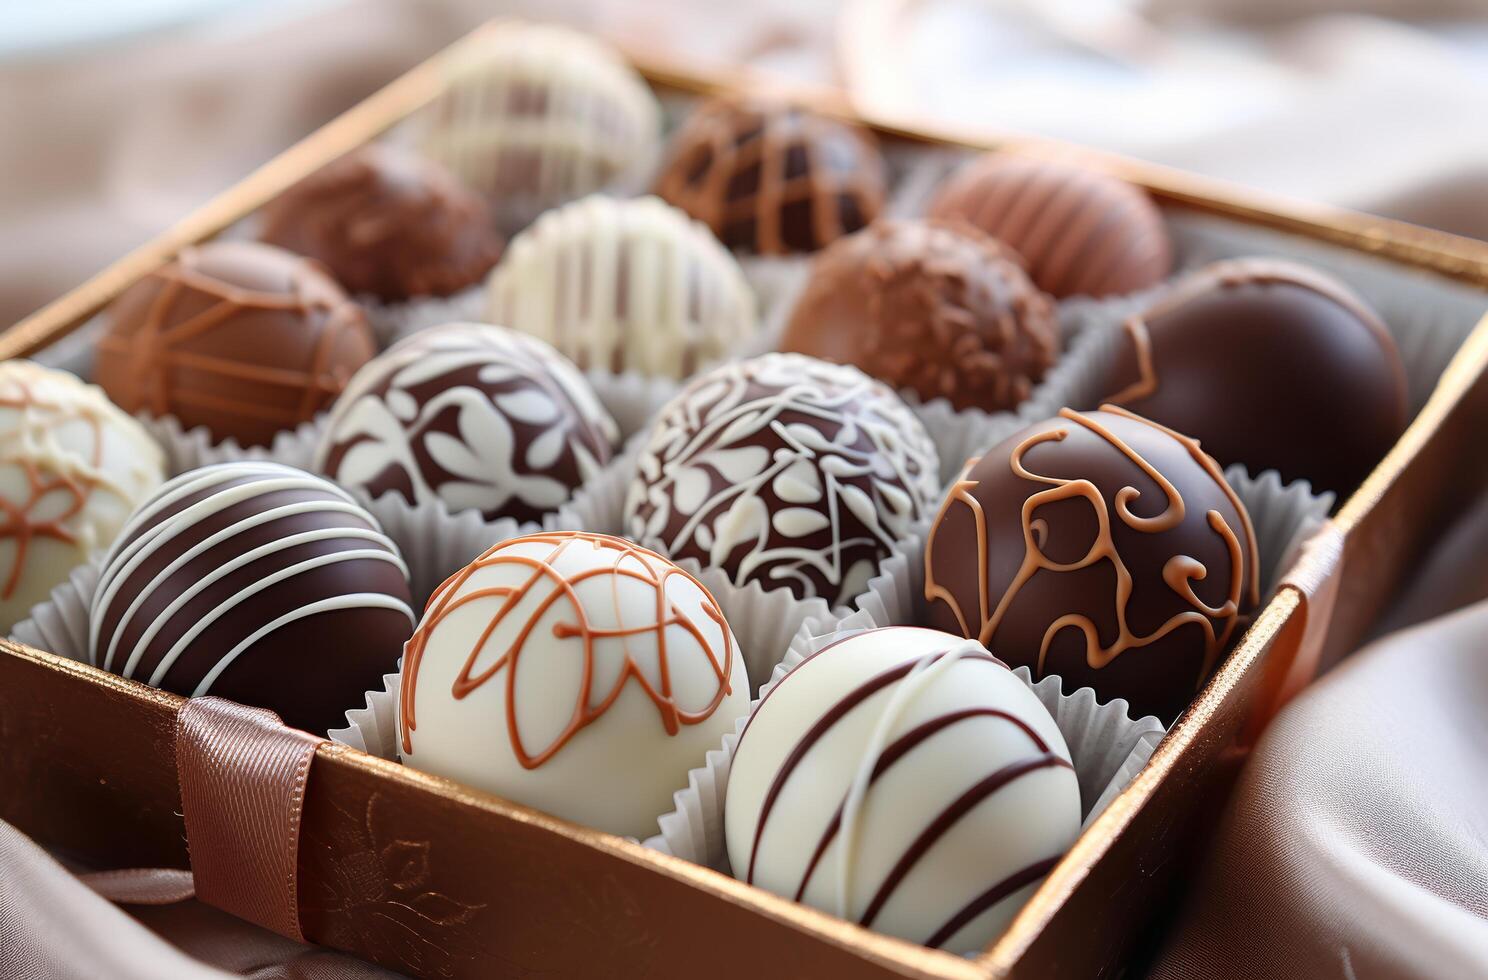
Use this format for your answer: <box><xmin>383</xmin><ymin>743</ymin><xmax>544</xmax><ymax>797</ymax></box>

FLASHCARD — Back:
<box><xmin>315</xmin><ymin>322</ymin><xmax>619</xmax><ymax>523</ymax></box>
<box><xmin>623</xmin><ymin>353</ymin><xmax>940</xmax><ymax>606</ymax></box>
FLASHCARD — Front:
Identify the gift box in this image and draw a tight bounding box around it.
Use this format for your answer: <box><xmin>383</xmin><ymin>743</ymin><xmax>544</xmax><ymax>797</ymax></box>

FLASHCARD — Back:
<box><xmin>3</xmin><ymin>19</ymin><xmax>1488</xmax><ymax>979</ymax></box>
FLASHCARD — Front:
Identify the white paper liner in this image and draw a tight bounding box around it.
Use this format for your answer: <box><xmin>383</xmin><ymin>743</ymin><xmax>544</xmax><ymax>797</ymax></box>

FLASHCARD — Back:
<box><xmin>9</xmin><ymin>561</ymin><xmax>100</xmax><ymax>665</ymax></box>
<box><xmin>136</xmin><ymin>411</ymin><xmax>326</xmax><ymax>476</ymax></box>
<box><xmin>367</xmin><ymin>284</ymin><xmax>489</xmax><ymax>349</ymax></box>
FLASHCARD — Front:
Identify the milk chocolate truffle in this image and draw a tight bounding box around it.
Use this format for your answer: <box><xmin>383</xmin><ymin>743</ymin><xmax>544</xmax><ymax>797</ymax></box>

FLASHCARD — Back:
<box><xmin>0</xmin><ymin>361</ymin><xmax>165</xmax><ymax>631</ymax></box>
<box><xmin>416</xmin><ymin>23</ymin><xmax>661</xmax><ymax>233</ymax></box>
<box><xmin>624</xmin><ymin>354</ymin><xmax>940</xmax><ymax>607</ymax></box>
<box><xmin>929</xmin><ymin>153</ymin><xmax>1172</xmax><ymax>299</ymax></box>
<box><xmin>259</xmin><ymin>144</ymin><xmax>502</xmax><ymax>303</ymax></box>
<box><xmin>90</xmin><ymin>462</ymin><xmax>415</xmax><ymax>734</ymax></box>
<box><xmin>1101</xmin><ymin>258</ymin><xmax>1408</xmax><ymax>493</ymax></box>
<box><xmin>726</xmin><ymin>627</ymin><xmax>1080</xmax><ymax>953</ymax></box>
<box><xmin>96</xmin><ymin>241</ymin><xmax>375</xmax><ymax>447</ymax></box>
<box><xmin>655</xmin><ymin>97</ymin><xmax>887</xmax><ymax>254</ymax></box>
<box><xmin>398</xmin><ymin>531</ymin><xmax>749</xmax><ymax>839</ymax></box>
<box><xmin>315</xmin><ymin>322</ymin><xmax>619</xmax><ymax>523</ymax></box>
<box><xmin>925</xmin><ymin>407</ymin><xmax>1258</xmax><ymax>723</ymax></box>
<box><xmin>781</xmin><ymin>219</ymin><xmax>1059</xmax><ymax>412</ymax></box>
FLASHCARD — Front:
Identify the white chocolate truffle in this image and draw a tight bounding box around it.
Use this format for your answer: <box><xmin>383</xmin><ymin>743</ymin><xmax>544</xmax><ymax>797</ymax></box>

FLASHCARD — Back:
<box><xmin>314</xmin><ymin>322</ymin><xmax>619</xmax><ymax>523</ymax></box>
<box><xmin>725</xmin><ymin>627</ymin><xmax>1081</xmax><ymax>953</ymax></box>
<box><xmin>398</xmin><ymin>531</ymin><xmax>750</xmax><ymax>839</ymax></box>
<box><xmin>0</xmin><ymin>361</ymin><xmax>164</xmax><ymax>630</ymax></box>
<box><xmin>417</xmin><ymin>23</ymin><xmax>661</xmax><ymax>231</ymax></box>
<box><xmin>486</xmin><ymin>195</ymin><xmax>757</xmax><ymax>378</ymax></box>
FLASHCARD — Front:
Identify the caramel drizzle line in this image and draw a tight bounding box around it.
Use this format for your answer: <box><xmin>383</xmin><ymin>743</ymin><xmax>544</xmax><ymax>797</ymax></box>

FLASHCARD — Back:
<box><xmin>1105</xmin><ymin>316</ymin><xmax>1158</xmax><ymax>404</ymax></box>
<box><xmin>399</xmin><ymin>531</ymin><xmax>735</xmax><ymax>765</ymax></box>
<box><xmin>924</xmin><ymin>407</ymin><xmax>1259</xmax><ymax>691</ymax></box>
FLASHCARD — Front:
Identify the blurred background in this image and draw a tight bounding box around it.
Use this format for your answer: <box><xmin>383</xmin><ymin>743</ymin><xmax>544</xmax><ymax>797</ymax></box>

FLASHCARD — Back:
<box><xmin>3</xmin><ymin>0</ymin><xmax>1488</xmax><ymax>327</ymax></box>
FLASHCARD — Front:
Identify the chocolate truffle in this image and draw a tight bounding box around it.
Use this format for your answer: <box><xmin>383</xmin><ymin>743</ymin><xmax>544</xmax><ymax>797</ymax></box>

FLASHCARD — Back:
<box><xmin>96</xmin><ymin>241</ymin><xmax>375</xmax><ymax>448</ymax></box>
<box><xmin>90</xmin><ymin>461</ymin><xmax>415</xmax><ymax>734</ymax></box>
<box><xmin>929</xmin><ymin>153</ymin><xmax>1172</xmax><ymax>299</ymax></box>
<box><xmin>654</xmin><ymin>97</ymin><xmax>887</xmax><ymax>254</ymax></box>
<box><xmin>486</xmin><ymin>195</ymin><xmax>757</xmax><ymax>377</ymax></box>
<box><xmin>726</xmin><ymin>626</ymin><xmax>1080</xmax><ymax>953</ymax></box>
<box><xmin>924</xmin><ymin>406</ymin><xmax>1258</xmax><ymax>723</ymax></box>
<box><xmin>624</xmin><ymin>354</ymin><xmax>940</xmax><ymax>607</ymax></box>
<box><xmin>315</xmin><ymin>322</ymin><xmax>619</xmax><ymax>523</ymax></box>
<box><xmin>1101</xmin><ymin>258</ymin><xmax>1408</xmax><ymax>493</ymax></box>
<box><xmin>0</xmin><ymin>361</ymin><xmax>165</xmax><ymax>631</ymax></box>
<box><xmin>416</xmin><ymin>23</ymin><xmax>661</xmax><ymax>233</ymax></box>
<box><xmin>398</xmin><ymin>531</ymin><xmax>749</xmax><ymax>839</ymax></box>
<box><xmin>259</xmin><ymin>144</ymin><xmax>502</xmax><ymax>303</ymax></box>
<box><xmin>781</xmin><ymin>219</ymin><xmax>1059</xmax><ymax>412</ymax></box>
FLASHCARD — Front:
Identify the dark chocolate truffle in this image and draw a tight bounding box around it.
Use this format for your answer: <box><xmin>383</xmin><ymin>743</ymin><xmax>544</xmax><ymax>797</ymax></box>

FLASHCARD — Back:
<box><xmin>780</xmin><ymin>219</ymin><xmax>1059</xmax><ymax>412</ymax></box>
<box><xmin>89</xmin><ymin>461</ymin><xmax>416</xmax><ymax>734</ymax></box>
<box><xmin>624</xmin><ymin>353</ymin><xmax>940</xmax><ymax>606</ymax></box>
<box><xmin>654</xmin><ymin>97</ymin><xmax>886</xmax><ymax>255</ymax></box>
<box><xmin>924</xmin><ymin>406</ymin><xmax>1258</xmax><ymax>722</ymax></box>
<box><xmin>1100</xmin><ymin>258</ymin><xmax>1408</xmax><ymax>493</ymax></box>
<box><xmin>929</xmin><ymin>153</ymin><xmax>1172</xmax><ymax>299</ymax></box>
<box><xmin>96</xmin><ymin>241</ymin><xmax>375</xmax><ymax>447</ymax></box>
<box><xmin>259</xmin><ymin>144</ymin><xmax>503</xmax><ymax>303</ymax></box>
<box><xmin>315</xmin><ymin>322</ymin><xmax>619</xmax><ymax>523</ymax></box>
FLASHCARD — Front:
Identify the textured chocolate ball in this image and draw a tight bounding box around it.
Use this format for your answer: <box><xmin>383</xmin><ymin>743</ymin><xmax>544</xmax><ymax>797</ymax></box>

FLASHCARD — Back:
<box><xmin>259</xmin><ymin>144</ymin><xmax>503</xmax><ymax>303</ymax></box>
<box><xmin>929</xmin><ymin>153</ymin><xmax>1172</xmax><ymax>299</ymax></box>
<box><xmin>781</xmin><ymin>219</ymin><xmax>1059</xmax><ymax>412</ymax></box>
<box><xmin>654</xmin><ymin>97</ymin><xmax>886</xmax><ymax>255</ymax></box>
<box><xmin>90</xmin><ymin>462</ymin><xmax>415</xmax><ymax>734</ymax></box>
<box><xmin>1100</xmin><ymin>258</ymin><xmax>1408</xmax><ymax>493</ymax></box>
<box><xmin>625</xmin><ymin>354</ymin><xmax>940</xmax><ymax>607</ymax></box>
<box><xmin>96</xmin><ymin>241</ymin><xmax>375</xmax><ymax>447</ymax></box>
<box><xmin>315</xmin><ymin>322</ymin><xmax>618</xmax><ymax>523</ymax></box>
<box><xmin>924</xmin><ymin>407</ymin><xmax>1258</xmax><ymax>723</ymax></box>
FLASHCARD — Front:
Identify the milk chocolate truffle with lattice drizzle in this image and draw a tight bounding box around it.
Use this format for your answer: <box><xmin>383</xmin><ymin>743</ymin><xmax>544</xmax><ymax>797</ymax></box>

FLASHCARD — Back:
<box><xmin>259</xmin><ymin>144</ymin><xmax>503</xmax><ymax>303</ymax></box>
<box><xmin>89</xmin><ymin>461</ymin><xmax>415</xmax><ymax>734</ymax></box>
<box><xmin>315</xmin><ymin>323</ymin><xmax>618</xmax><ymax>523</ymax></box>
<box><xmin>726</xmin><ymin>627</ymin><xmax>1080</xmax><ymax>953</ymax></box>
<box><xmin>655</xmin><ymin>97</ymin><xmax>887</xmax><ymax>254</ymax></box>
<box><xmin>486</xmin><ymin>195</ymin><xmax>757</xmax><ymax>377</ymax></box>
<box><xmin>625</xmin><ymin>354</ymin><xmax>940</xmax><ymax>607</ymax></box>
<box><xmin>0</xmin><ymin>361</ymin><xmax>164</xmax><ymax>631</ymax></box>
<box><xmin>398</xmin><ymin>531</ymin><xmax>749</xmax><ymax>839</ymax></box>
<box><xmin>929</xmin><ymin>153</ymin><xmax>1172</xmax><ymax>299</ymax></box>
<box><xmin>1100</xmin><ymin>258</ymin><xmax>1407</xmax><ymax>493</ymax></box>
<box><xmin>781</xmin><ymin>219</ymin><xmax>1059</xmax><ymax>412</ymax></box>
<box><xmin>95</xmin><ymin>241</ymin><xmax>375</xmax><ymax>448</ymax></box>
<box><xmin>925</xmin><ymin>407</ymin><xmax>1258</xmax><ymax>723</ymax></box>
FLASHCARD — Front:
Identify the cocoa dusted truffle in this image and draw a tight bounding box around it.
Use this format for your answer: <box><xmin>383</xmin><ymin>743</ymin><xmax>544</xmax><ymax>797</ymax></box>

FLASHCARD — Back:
<box><xmin>929</xmin><ymin>153</ymin><xmax>1172</xmax><ymax>299</ymax></box>
<box><xmin>924</xmin><ymin>406</ymin><xmax>1258</xmax><ymax>722</ymax></box>
<box><xmin>96</xmin><ymin>241</ymin><xmax>375</xmax><ymax>447</ymax></box>
<box><xmin>1100</xmin><ymin>258</ymin><xmax>1408</xmax><ymax>493</ymax></box>
<box><xmin>259</xmin><ymin>145</ymin><xmax>502</xmax><ymax>303</ymax></box>
<box><xmin>89</xmin><ymin>462</ymin><xmax>416</xmax><ymax>734</ymax></box>
<box><xmin>624</xmin><ymin>353</ymin><xmax>940</xmax><ymax>607</ymax></box>
<box><xmin>780</xmin><ymin>219</ymin><xmax>1059</xmax><ymax>412</ymax></box>
<box><xmin>654</xmin><ymin>97</ymin><xmax>886</xmax><ymax>255</ymax></box>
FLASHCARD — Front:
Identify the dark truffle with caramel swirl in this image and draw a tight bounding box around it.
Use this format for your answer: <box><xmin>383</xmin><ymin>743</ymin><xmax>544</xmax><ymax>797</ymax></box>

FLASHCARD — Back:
<box><xmin>924</xmin><ymin>406</ymin><xmax>1258</xmax><ymax>722</ymax></box>
<box><xmin>780</xmin><ymin>219</ymin><xmax>1059</xmax><ymax>412</ymax></box>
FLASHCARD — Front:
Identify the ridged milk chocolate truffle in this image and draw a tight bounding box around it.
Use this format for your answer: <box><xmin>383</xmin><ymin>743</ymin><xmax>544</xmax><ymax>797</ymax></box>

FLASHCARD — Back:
<box><xmin>655</xmin><ymin>97</ymin><xmax>887</xmax><ymax>254</ymax></box>
<box><xmin>398</xmin><ymin>531</ymin><xmax>749</xmax><ymax>839</ymax></box>
<box><xmin>96</xmin><ymin>241</ymin><xmax>375</xmax><ymax>447</ymax></box>
<box><xmin>726</xmin><ymin>626</ymin><xmax>1080</xmax><ymax>953</ymax></box>
<box><xmin>315</xmin><ymin>322</ymin><xmax>619</xmax><ymax>523</ymax></box>
<box><xmin>1101</xmin><ymin>258</ymin><xmax>1408</xmax><ymax>492</ymax></box>
<box><xmin>0</xmin><ymin>361</ymin><xmax>165</xmax><ymax>631</ymax></box>
<box><xmin>925</xmin><ymin>407</ymin><xmax>1258</xmax><ymax>723</ymax></box>
<box><xmin>259</xmin><ymin>144</ymin><xmax>503</xmax><ymax>303</ymax></box>
<box><xmin>486</xmin><ymin>195</ymin><xmax>757</xmax><ymax>378</ymax></box>
<box><xmin>89</xmin><ymin>462</ymin><xmax>415</xmax><ymax>734</ymax></box>
<box><xmin>929</xmin><ymin>153</ymin><xmax>1172</xmax><ymax>299</ymax></box>
<box><xmin>624</xmin><ymin>353</ymin><xmax>940</xmax><ymax>607</ymax></box>
<box><xmin>781</xmin><ymin>219</ymin><xmax>1059</xmax><ymax>412</ymax></box>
